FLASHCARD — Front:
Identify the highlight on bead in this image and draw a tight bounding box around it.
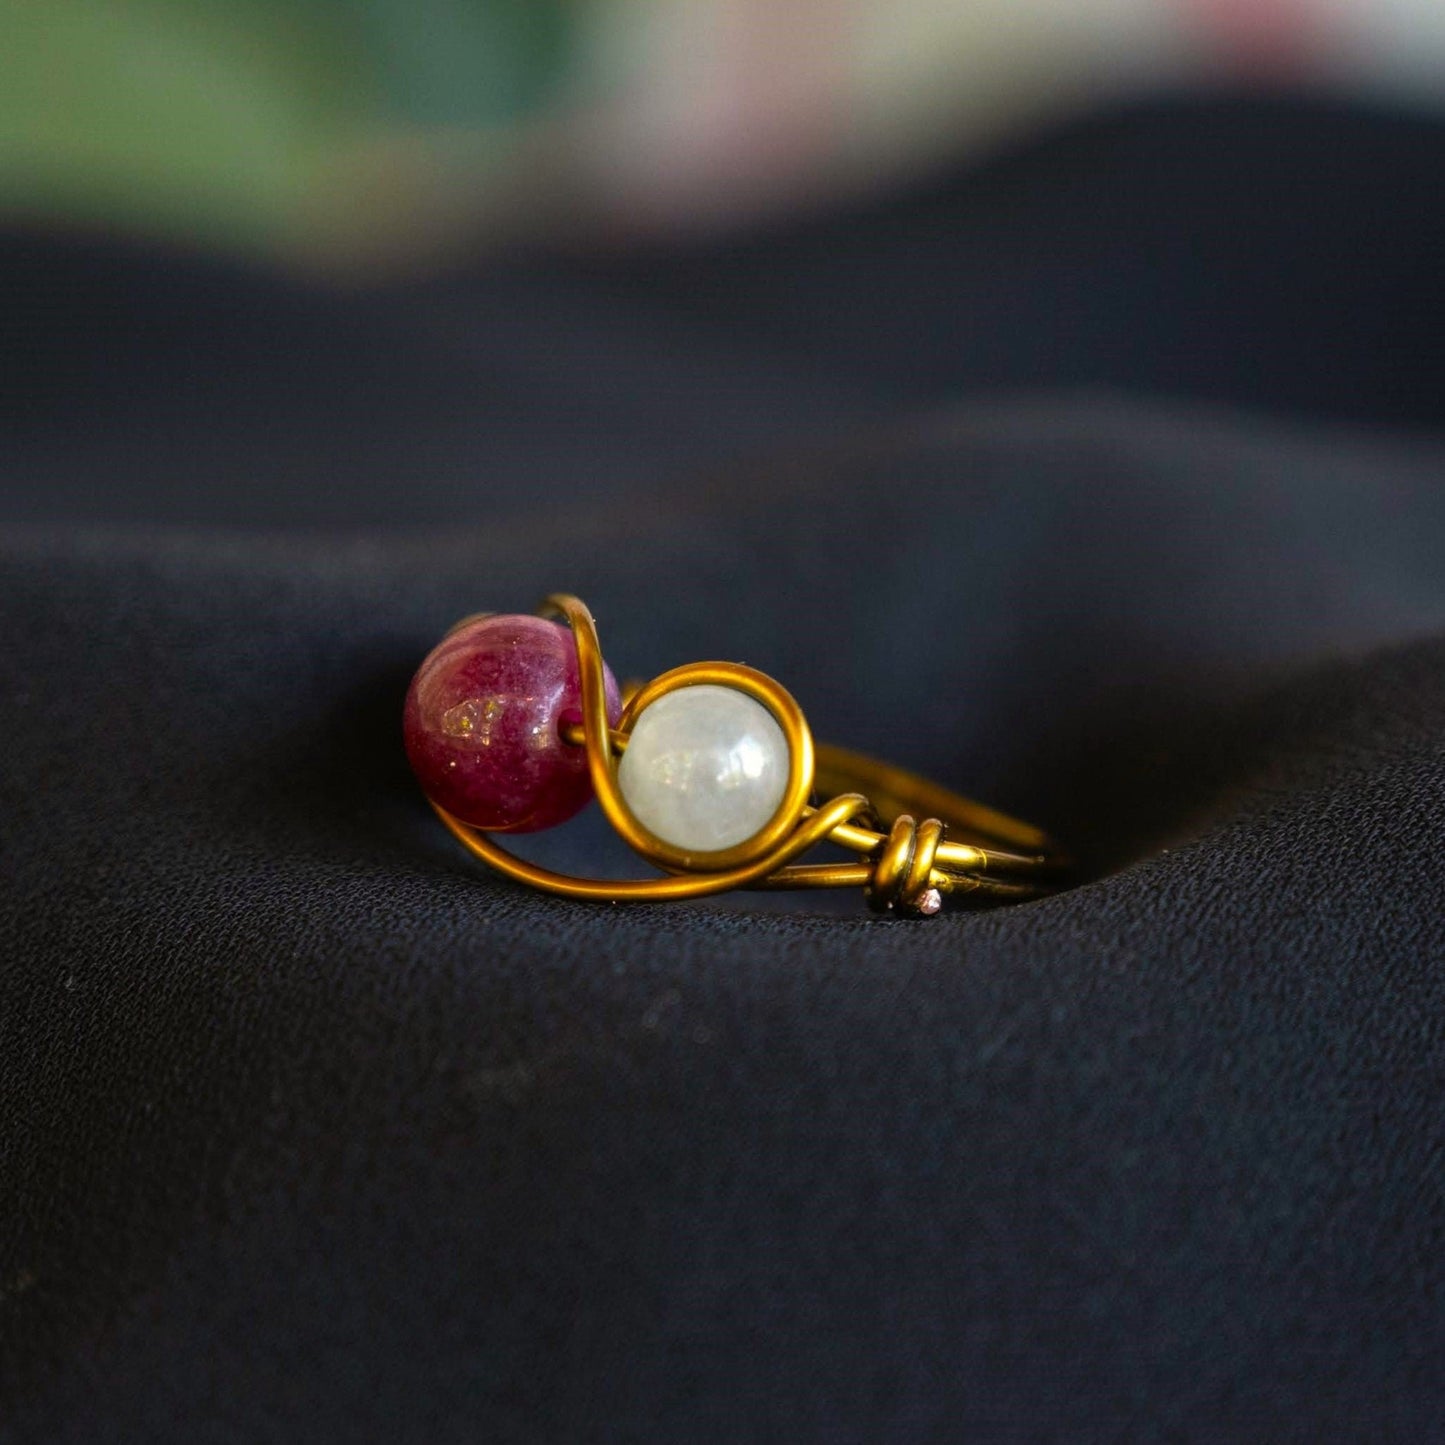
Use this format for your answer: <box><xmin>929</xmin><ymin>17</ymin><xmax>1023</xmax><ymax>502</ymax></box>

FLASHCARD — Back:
<box><xmin>407</xmin><ymin>594</ymin><xmax>1068</xmax><ymax>917</ymax></box>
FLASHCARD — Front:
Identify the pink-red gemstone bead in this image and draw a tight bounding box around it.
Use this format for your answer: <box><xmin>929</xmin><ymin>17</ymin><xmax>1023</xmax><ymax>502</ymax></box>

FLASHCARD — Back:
<box><xmin>403</xmin><ymin>614</ymin><xmax>620</xmax><ymax>833</ymax></box>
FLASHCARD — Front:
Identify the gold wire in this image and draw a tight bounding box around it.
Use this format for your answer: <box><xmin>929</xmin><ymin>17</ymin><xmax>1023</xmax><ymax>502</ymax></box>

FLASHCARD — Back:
<box><xmin>427</xmin><ymin>595</ymin><xmax>1069</xmax><ymax>914</ymax></box>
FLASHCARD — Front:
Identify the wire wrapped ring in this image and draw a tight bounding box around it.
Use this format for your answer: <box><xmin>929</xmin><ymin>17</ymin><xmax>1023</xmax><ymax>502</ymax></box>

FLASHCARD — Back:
<box><xmin>404</xmin><ymin>594</ymin><xmax>1068</xmax><ymax>917</ymax></box>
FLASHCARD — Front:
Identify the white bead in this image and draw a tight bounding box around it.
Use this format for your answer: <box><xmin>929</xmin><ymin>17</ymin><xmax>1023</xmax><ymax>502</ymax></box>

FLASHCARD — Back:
<box><xmin>618</xmin><ymin>684</ymin><xmax>790</xmax><ymax>853</ymax></box>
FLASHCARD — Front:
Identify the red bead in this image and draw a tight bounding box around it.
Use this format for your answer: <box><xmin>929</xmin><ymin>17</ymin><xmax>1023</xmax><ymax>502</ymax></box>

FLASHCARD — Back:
<box><xmin>403</xmin><ymin>614</ymin><xmax>620</xmax><ymax>832</ymax></box>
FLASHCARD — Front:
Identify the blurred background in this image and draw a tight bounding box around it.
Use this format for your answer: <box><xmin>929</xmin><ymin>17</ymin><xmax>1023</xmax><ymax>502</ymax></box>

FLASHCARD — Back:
<box><xmin>4</xmin><ymin>0</ymin><xmax>1445</xmax><ymax>526</ymax></box>
<box><xmin>8</xmin><ymin>0</ymin><xmax>1445</xmax><ymax>263</ymax></box>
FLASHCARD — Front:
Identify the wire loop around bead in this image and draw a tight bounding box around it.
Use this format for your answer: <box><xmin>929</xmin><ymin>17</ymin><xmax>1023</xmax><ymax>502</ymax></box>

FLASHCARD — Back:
<box><xmin>427</xmin><ymin>594</ymin><xmax>1068</xmax><ymax>916</ymax></box>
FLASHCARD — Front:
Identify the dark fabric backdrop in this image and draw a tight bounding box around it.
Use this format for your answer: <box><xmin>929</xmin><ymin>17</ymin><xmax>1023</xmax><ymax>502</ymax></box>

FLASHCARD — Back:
<box><xmin>3</xmin><ymin>93</ymin><xmax>1444</xmax><ymax>1441</ymax></box>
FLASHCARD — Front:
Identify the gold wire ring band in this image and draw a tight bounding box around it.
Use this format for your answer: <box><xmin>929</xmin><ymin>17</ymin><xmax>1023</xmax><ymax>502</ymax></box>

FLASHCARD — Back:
<box><xmin>426</xmin><ymin>595</ymin><xmax>1066</xmax><ymax>917</ymax></box>
<box><xmin>429</xmin><ymin>595</ymin><xmax>1067</xmax><ymax>917</ymax></box>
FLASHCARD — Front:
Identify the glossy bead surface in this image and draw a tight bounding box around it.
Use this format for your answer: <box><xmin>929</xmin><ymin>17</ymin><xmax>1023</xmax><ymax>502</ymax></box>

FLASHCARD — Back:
<box><xmin>617</xmin><ymin>684</ymin><xmax>790</xmax><ymax>853</ymax></box>
<box><xmin>403</xmin><ymin>614</ymin><xmax>619</xmax><ymax>832</ymax></box>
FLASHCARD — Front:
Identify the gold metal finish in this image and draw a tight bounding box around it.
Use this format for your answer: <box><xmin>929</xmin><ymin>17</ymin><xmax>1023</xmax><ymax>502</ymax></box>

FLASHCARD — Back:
<box><xmin>427</xmin><ymin>595</ymin><xmax>1068</xmax><ymax>917</ymax></box>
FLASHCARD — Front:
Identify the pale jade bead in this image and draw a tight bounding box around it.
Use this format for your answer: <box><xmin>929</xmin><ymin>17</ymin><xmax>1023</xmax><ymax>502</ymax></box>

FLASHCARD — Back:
<box><xmin>618</xmin><ymin>684</ymin><xmax>790</xmax><ymax>852</ymax></box>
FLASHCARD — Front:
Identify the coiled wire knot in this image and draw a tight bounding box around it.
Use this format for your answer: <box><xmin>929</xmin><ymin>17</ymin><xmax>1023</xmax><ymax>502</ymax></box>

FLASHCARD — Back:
<box><xmin>865</xmin><ymin>814</ymin><xmax>948</xmax><ymax>917</ymax></box>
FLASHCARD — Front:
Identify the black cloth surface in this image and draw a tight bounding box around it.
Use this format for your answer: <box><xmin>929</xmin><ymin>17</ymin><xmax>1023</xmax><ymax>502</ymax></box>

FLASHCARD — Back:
<box><xmin>4</xmin><ymin>95</ymin><xmax>1445</xmax><ymax>1441</ymax></box>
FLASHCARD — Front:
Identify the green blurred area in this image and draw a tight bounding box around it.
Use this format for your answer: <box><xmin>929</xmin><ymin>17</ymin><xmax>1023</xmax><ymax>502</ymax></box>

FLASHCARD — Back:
<box><xmin>0</xmin><ymin>0</ymin><xmax>583</xmax><ymax>256</ymax></box>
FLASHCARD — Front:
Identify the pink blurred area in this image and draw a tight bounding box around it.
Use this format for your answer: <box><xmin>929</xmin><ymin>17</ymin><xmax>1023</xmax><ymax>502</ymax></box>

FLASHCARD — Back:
<box><xmin>566</xmin><ymin>0</ymin><xmax>1445</xmax><ymax>242</ymax></box>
